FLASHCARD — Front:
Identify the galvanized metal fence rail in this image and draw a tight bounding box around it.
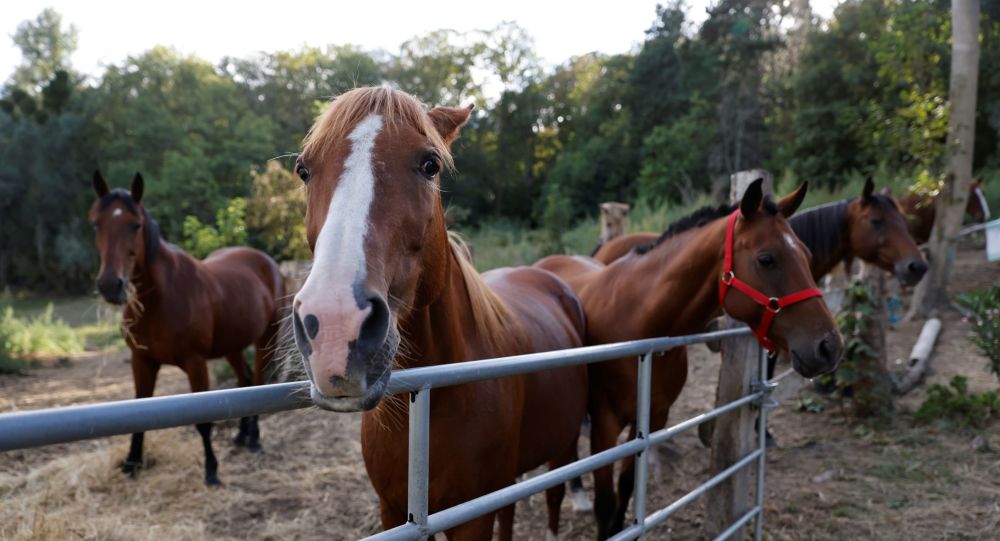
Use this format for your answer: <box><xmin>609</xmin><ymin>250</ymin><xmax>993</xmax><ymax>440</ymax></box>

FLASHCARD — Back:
<box><xmin>0</xmin><ymin>326</ymin><xmax>772</xmax><ymax>541</ymax></box>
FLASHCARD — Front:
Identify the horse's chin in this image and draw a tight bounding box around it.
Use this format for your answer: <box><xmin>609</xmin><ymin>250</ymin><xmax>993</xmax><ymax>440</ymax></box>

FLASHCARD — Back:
<box><xmin>308</xmin><ymin>337</ymin><xmax>396</xmax><ymax>412</ymax></box>
<box><xmin>310</xmin><ymin>371</ymin><xmax>389</xmax><ymax>412</ymax></box>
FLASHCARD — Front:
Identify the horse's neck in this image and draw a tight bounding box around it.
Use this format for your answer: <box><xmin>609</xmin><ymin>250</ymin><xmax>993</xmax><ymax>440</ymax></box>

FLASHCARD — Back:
<box><xmin>129</xmin><ymin>240</ymin><xmax>184</xmax><ymax>312</ymax></box>
<box><xmin>608</xmin><ymin>221</ymin><xmax>727</xmax><ymax>338</ymax></box>
<box><xmin>790</xmin><ymin>200</ymin><xmax>850</xmax><ymax>280</ymax></box>
<box><xmin>396</xmin><ymin>249</ymin><xmax>475</xmax><ymax>368</ymax></box>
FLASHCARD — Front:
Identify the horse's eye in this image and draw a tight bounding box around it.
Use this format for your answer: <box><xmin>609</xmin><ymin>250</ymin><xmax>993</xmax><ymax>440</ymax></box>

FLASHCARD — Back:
<box><xmin>757</xmin><ymin>253</ymin><xmax>775</xmax><ymax>267</ymax></box>
<box><xmin>419</xmin><ymin>157</ymin><xmax>441</xmax><ymax>178</ymax></box>
<box><xmin>870</xmin><ymin>218</ymin><xmax>884</xmax><ymax>228</ymax></box>
<box><xmin>132</xmin><ymin>224</ymin><xmax>141</xmax><ymax>232</ymax></box>
<box><xmin>296</xmin><ymin>164</ymin><xmax>310</xmax><ymax>183</ymax></box>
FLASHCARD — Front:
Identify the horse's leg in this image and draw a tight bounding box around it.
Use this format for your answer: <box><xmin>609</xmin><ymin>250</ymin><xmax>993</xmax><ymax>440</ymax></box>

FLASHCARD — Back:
<box><xmin>444</xmin><ymin>512</ymin><xmax>495</xmax><ymax>541</ymax></box>
<box><xmin>122</xmin><ymin>353</ymin><xmax>160</xmax><ymax>478</ymax></box>
<box><xmin>496</xmin><ymin>503</ymin><xmax>515</xmax><ymax>541</ymax></box>
<box><xmin>244</xmin><ymin>323</ymin><xmax>279</xmax><ymax>451</ymax></box>
<box><xmin>226</xmin><ymin>351</ymin><xmax>257</xmax><ymax>450</ymax></box>
<box><xmin>611</xmin><ymin>425</ymin><xmax>637</xmax><ymax>535</ymax></box>
<box><xmin>590</xmin><ymin>407</ymin><xmax>622</xmax><ymax>541</ymax></box>
<box><xmin>183</xmin><ymin>359</ymin><xmax>221</xmax><ymax>486</ymax></box>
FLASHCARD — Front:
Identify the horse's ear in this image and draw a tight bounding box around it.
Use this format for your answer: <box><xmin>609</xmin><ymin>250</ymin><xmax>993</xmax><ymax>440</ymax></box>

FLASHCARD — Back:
<box><xmin>428</xmin><ymin>104</ymin><xmax>474</xmax><ymax>146</ymax></box>
<box><xmin>861</xmin><ymin>177</ymin><xmax>875</xmax><ymax>204</ymax></box>
<box><xmin>92</xmin><ymin>170</ymin><xmax>109</xmax><ymax>197</ymax></box>
<box><xmin>739</xmin><ymin>178</ymin><xmax>765</xmax><ymax>218</ymax></box>
<box><xmin>130</xmin><ymin>172</ymin><xmax>144</xmax><ymax>204</ymax></box>
<box><xmin>777</xmin><ymin>181</ymin><xmax>808</xmax><ymax>218</ymax></box>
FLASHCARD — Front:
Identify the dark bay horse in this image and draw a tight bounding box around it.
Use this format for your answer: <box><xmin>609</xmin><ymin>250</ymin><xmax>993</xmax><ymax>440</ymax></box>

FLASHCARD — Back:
<box><xmin>290</xmin><ymin>86</ymin><xmax>588</xmax><ymax>540</ymax></box>
<box><xmin>897</xmin><ymin>179</ymin><xmax>990</xmax><ymax>244</ymax></box>
<box><xmin>595</xmin><ymin>179</ymin><xmax>928</xmax><ymax>286</ymax></box>
<box><xmin>535</xmin><ymin>180</ymin><xmax>843</xmax><ymax>539</ymax></box>
<box><xmin>90</xmin><ymin>172</ymin><xmax>285</xmax><ymax>485</ymax></box>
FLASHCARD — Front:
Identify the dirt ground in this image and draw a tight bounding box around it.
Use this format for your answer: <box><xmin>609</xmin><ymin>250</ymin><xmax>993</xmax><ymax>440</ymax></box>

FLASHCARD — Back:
<box><xmin>1</xmin><ymin>243</ymin><xmax>998</xmax><ymax>541</ymax></box>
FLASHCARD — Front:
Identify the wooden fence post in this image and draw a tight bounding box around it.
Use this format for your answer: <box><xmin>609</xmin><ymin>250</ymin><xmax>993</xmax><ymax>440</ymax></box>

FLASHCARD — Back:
<box><xmin>705</xmin><ymin>170</ymin><xmax>772</xmax><ymax>539</ymax></box>
<box><xmin>599</xmin><ymin>202</ymin><xmax>630</xmax><ymax>244</ymax></box>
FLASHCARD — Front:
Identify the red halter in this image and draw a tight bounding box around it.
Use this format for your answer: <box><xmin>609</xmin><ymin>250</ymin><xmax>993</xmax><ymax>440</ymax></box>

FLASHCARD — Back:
<box><xmin>718</xmin><ymin>210</ymin><xmax>823</xmax><ymax>352</ymax></box>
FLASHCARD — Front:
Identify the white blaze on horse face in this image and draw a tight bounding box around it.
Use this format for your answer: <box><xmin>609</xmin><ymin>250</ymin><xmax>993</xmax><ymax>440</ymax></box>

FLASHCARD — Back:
<box><xmin>112</xmin><ymin>208</ymin><xmax>123</xmax><ymax>218</ymax></box>
<box><xmin>975</xmin><ymin>186</ymin><xmax>991</xmax><ymax>221</ymax></box>
<box><xmin>294</xmin><ymin>114</ymin><xmax>383</xmax><ymax>396</ymax></box>
<box><xmin>784</xmin><ymin>233</ymin><xmax>798</xmax><ymax>250</ymax></box>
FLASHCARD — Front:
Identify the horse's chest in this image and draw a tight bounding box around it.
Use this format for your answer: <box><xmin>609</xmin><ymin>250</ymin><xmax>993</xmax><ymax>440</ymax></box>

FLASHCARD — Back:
<box><xmin>125</xmin><ymin>310</ymin><xmax>213</xmax><ymax>363</ymax></box>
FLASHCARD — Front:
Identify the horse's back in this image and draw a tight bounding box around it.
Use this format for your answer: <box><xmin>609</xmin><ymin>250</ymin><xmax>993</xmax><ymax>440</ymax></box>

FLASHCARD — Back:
<box><xmin>482</xmin><ymin>266</ymin><xmax>588</xmax><ymax>473</ymax></box>
<box><xmin>533</xmin><ymin>254</ymin><xmax>605</xmax><ymax>293</ymax></box>
<box><xmin>203</xmin><ymin>247</ymin><xmax>284</xmax><ymax>303</ymax></box>
<box><xmin>592</xmin><ymin>232</ymin><xmax>659</xmax><ymax>264</ymax></box>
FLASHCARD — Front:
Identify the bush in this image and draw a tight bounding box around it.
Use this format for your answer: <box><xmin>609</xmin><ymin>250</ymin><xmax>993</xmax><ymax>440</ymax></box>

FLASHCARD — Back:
<box><xmin>956</xmin><ymin>285</ymin><xmax>1000</xmax><ymax>381</ymax></box>
<box><xmin>914</xmin><ymin>375</ymin><xmax>1000</xmax><ymax>429</ymax></box>
<box><xmin>0</xmin><ymin>304</ymin><xmax>83</xmax><ymax>372</ymax></box>
<box><xmin>181</xmin><ymin>197</ymin><xmax>248</xmax><ymax>259</ymax></box>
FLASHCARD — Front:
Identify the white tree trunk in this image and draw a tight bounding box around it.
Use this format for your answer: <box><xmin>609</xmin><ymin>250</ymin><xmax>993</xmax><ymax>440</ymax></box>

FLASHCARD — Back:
<box><xmin>909</xmin><ymin>0</ymin><xmax>981</xmax><ymax>318</ymax></box>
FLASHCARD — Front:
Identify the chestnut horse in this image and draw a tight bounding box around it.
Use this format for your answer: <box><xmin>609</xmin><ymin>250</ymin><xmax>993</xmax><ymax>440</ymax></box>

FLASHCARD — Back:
<box><xmin>90</xmin><ymin>172</ymin><xmax>285</xmax><ymax>485</ymax></box>
<box><xmin>290</xmin><ymin>87</ymin><xmax>587</xmax><ymax>540</ymax></box>
<box><xmin>897</xmin><ymin>179</ymin><xmax>990</xmax><ymax>244</ymax></box>
<box><xmin>536</xmin><ymin>180</ymin><xmax>843</xmax><ymax>539</ymax></box>
<box><xmin>595</xmin><ymin>179</ymin><xmax>927</xmax><ymax>286</ymax></box>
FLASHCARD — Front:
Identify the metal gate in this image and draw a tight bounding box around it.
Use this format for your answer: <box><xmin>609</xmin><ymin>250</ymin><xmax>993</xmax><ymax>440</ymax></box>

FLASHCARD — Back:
<box><xmin>0</xmin><ymin>326</ymin><xmax>772</xmax><ymax>540</ymax></box>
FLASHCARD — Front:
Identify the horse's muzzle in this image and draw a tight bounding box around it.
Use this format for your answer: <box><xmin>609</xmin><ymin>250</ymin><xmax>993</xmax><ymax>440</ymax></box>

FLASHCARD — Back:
<box><xmin>96</xmin><ymin>276</ymin><xmax>127</xmax><ymax>305</ymax></box>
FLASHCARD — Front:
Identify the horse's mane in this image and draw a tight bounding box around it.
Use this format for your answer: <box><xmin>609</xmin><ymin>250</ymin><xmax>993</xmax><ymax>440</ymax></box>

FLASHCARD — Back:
<box><xmin>302</xmin><ymin>85</ymin><xmax>453</xmax><ymax>167</ymax></box>
<box><xmin>788</xmin><ymin>199</ymin><xmax>850</xmax><ymax>263</ymax></box>
<box><xmin>447</xmin><ymin>232</ymin><xmax>517</xmax><ymax>353</ymax></box>
<box><xmin>634</xmin><ymin>198</ymin><xmax>780</xmax><ymax>255</ymax></box>
<box><xmin>97</xmin><ymin>189</ymin><xmax>162</xmax><ymax>265</ymax></box>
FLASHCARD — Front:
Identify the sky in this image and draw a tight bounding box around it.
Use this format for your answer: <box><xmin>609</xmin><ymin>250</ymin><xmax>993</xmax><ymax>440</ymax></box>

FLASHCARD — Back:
<box><xmin>1</xmin><ymin>0</ymin><xmax>840</xmax><ymax>84</ymax></box>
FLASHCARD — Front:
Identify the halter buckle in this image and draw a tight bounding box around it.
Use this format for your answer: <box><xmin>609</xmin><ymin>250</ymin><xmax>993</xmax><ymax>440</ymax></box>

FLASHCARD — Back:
<box><xmin>767</xmin><ymin>297</ymin><xmax>781</xmax><ymax>313</ymax></box>
<box><xmin>722</xmin><ymin>271</ymin><xmax>735</xmax><ymax>285</ymax></box>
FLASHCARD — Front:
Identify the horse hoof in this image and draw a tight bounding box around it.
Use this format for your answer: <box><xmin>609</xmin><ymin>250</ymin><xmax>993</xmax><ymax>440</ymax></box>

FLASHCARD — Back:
<box><xmin>571</xmin><ymin>490</ymin><xmax>593</xmax><ymax>513</ymax></box>
<box><xmin>120</xmin><ymin>461</ymin><xmax>142</xmax><ymax>478</ymax></box>
<box><xmin>246</xmin><ymin>441</ymin><xmax>263</xmax><ymax>453</ymax></box>
<box><xmin>233</xmin><ymin>434</ymin><xmax>248</xmax><ymax>447</ymax></box>
<box><xmin>205</xmin><ymin>475</ymin><xmax>222</xmax><ymax>487</ymax></box>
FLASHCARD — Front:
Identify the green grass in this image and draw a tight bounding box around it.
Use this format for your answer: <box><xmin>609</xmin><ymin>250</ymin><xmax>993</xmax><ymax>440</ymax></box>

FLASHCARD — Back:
<box><xmin>0</xmin><ymin>293</ymin><xmax>123</xmax><ymax>370</ymax></box>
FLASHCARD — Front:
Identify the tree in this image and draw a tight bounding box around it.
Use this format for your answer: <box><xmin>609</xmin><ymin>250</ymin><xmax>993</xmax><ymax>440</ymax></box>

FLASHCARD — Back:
<box><xmin>9</xmin><ymin>8</ymin><xmax>78</xmax><ymax>94</ymax></box>
<box><xmin>909</xmin><ymin>0</ymin><xmax>982</xmax><ymax>318</ymax></box>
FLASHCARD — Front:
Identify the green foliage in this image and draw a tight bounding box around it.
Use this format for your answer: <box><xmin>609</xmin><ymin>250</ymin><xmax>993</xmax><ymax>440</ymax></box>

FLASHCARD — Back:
<box><xmin>181</xmin><ymin>198</ymin><xmax>247</xmax><ymax>259</ymax></box>
<box><xmin>5</xmin><ymin>2</ymin><xmax>1000</xmax><ymax>293</ymax></box>
<box><xmin>831</xmin><ymin>280</ymin><xmax>894</xmax><ymax>417</ymax></box>
<box><xmin>0</xmin><ymin>305</ymin><xmax>83</xmax><ymax>365</ymax></box>
<box><xmin>914</xmin><ymin>376</ymin><xmax>1000</xmax><ymax>429</ymax></box>
<box><xmin>956</xmin><ymin>286</ymin><xmax>1000</xmax><ymax>381</ymax></box>
<box><xmin>246</xmin><ymin>162</ymin><xmax>310</xmax><ymax>261</ymax></box>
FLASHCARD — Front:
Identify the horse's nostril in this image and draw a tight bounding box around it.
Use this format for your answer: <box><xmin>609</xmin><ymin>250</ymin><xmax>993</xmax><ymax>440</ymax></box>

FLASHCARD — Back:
<box><xmin>909</xmin><ymin>261</ymin><xmax>928</xmax><ymax>276</ymax></box>
<box><xmin>303</xmin><ymin>314</ymin><xmax>320</xmax><ymax>340</ymax></box>
<box><xmin>817</xmin><ymin>337</ymin><xmax>832</xmax><ymax>362</ymax></box>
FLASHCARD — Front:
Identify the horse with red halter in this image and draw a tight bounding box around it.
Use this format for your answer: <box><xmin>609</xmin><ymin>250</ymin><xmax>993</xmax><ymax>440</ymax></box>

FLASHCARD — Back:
<box><xmin>595</xmin><ymin>179</ymin><xmax>928</xmax><ymax>287</ymax></box>
<box><xmin>290</xmin><ymin>86</ymin><xmax>588</xmax><ymax>540</ymax></box>
<box><xmin>535</xmin><ymin>180</ymin><xmax>843</xmax><ymax>539</ymax></box>
<box><xmin>896</xmin><ymin>178</ymin><xmax>991</xmax><ymax>244</ymax></box>
<box><xmin>89</xmin><ymin>172</ymin><xmax>285</xmax><ymax>485</ymax></box>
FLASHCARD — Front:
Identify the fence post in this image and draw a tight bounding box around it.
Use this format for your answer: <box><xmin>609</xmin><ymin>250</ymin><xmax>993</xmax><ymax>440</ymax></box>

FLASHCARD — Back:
<box><xmin>599</xmin><ymin>202</ymin><xmax>631</xmax><ymax>244</ymax></box>
<box><xmin>632</xmin><ymin>352</ymin><xmax>653</xmax><ymax>539</ymax></box>
<box><xmin>705</xmin><ymin>170</ymin><xmax>773</xmax><ymax>540</ymax></box>
<box><xmin>408</xmin><ymin>389</ymin><xmax>431</xmax><ymax>539</ymax></box>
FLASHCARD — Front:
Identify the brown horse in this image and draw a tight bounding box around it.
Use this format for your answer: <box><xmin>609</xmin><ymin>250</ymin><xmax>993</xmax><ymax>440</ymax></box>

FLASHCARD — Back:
<box><xmin>290</xmin><ymin>86</ymin><xmax>588</xmax><ymax>540</ymax></box>
<box><xmin>595</xmin><ymin>179</ymin><xmax>928</xmax><ymax>286</ymax></box>
<box><xmin>897</xmin><ymin>179</ymin><xmax>990</xmax><ymax>244</ymax></box>
<box><xmin>536</xmin><ymin>180</ymin><xmax>843</xmax><ymax>539</ymax></box>
<box><xmin>89</xmin><ymin>171</ymin><xmax>285</xmax><ymax>485</ymax></box>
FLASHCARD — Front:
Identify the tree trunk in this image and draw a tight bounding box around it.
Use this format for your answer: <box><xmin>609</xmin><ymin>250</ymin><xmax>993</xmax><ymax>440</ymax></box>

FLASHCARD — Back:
<box><xmin>852</xmin><ymin>271</ymin><xmax>893</xmax><ymax>418</ymax></box>
<box><xmin>909</xmin><ymin>0</ymin><xmax>981</xmax><ymax>318</ymax></box>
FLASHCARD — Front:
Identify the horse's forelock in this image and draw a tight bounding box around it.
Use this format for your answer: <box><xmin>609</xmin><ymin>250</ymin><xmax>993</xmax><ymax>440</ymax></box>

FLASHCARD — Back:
<box><xmin>302</xmin><ymin>86</ymin><xmax>453</xmax><ymax>168</ymax></box>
